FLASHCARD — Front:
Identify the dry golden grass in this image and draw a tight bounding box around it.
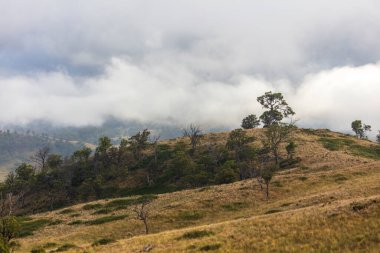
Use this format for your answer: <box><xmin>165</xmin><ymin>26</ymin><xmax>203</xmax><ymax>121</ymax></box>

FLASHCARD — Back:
<box><xmin>16</xmin><ymin>129</ymin><xmax>380</xmax><ymax>252</ymax></box>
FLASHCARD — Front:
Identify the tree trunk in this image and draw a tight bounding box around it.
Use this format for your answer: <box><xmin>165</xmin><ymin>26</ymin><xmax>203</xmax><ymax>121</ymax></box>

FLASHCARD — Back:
<box><xmin>143</xmin><ymin>218</ymin><xmax>149</xmax><ymax>234</ymax></box>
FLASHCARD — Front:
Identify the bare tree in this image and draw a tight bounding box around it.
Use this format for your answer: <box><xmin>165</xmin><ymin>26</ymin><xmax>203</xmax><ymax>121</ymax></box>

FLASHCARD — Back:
<box><xmin>183</xmin><ymin>124</ymin><xmax>202</xmax><ymax>155</ymax></box>
<box><xmin>133</xmin><ymin>202</ymin><xmax>150</xmax><ymax>234</ymax></box>
<box><xmin>30</xmin><ymin>146</ymin><xmax>50</xmax><ymax>171</ymax></box>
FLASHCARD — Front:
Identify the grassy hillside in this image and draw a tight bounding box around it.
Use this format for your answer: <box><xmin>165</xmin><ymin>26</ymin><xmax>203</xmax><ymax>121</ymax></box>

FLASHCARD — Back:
<box><xmin>13</xmin><ymin>129</ymin><xmax>380</xmax><ymax>252</ymax></box>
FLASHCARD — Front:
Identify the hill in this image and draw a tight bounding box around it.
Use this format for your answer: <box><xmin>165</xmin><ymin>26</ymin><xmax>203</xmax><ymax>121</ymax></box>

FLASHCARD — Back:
<box><xmin>0</xmin><ymin>130</ymin><xmax>84</xmax><ymax>177</ymax></box>
<box><xmin>10</xmin><ymin>128</ymin><xmax>380</xmax><ymax>252</ymax></box>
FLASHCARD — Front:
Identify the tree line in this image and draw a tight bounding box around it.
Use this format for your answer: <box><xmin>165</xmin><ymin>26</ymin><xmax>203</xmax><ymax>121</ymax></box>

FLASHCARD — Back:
<box><xmin>0</xmin><ymin>91</ymin><xmax>306</xmax><ymax>251</ymax></box>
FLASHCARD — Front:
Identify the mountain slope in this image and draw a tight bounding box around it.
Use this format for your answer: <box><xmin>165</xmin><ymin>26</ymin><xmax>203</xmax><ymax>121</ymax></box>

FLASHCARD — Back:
<box><xmin>14</xmin><ymin>129</ymin><xmax>380</xmax><ymax>252</ymax></box>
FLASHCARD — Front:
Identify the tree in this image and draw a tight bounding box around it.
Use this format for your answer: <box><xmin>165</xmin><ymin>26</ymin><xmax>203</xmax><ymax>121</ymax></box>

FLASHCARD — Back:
<box><xmin>241</xmin><ymin>114</ymin><xmax>260</xmax><ymax>129</ymax></box>
<box><xmin>261</xmin><ymin>167</ymin><xmax>274</xmax><ymax>201</ymax></box>
<box><xmin>30</xmin><ymin>147</ymin><xmax>50</xmax><ymax>171</ymax></box>
<box><xmin>226</xmin><ymin>129</ymin><xmax>252</xmax><ymax>163</ymax></box>
<box><xmin>129</xmin><ymin>129</ymin><xmax>150</xmax><ymax>161</ymax></box>
<box><xmin>286</xmin><ymin>141</ymin><xmax>297</xmax><ymax>159</ymax></box>
<box><xmin>133</xmin><ymin>196</ymin><xmax>155</xmax><ymax>234</ymax></box>
<box><xmin>351</xmin><ymin>120</ymin><xmax>371</xmax><ymax>139</ymax></box>
<box><xmin>183</xmin><ymin>124</ymin><xmax>202</xmax><ymax>155</ymax></box>
<box><xmin>263</xmin><ymin>123</ymin><xmax>295</xmax><ymax>165</ymax></box>
<box><xmin>377</xmin><ymin>131</ymin><xmax>380</xmax><ymax>144</ymax></box>
<box><xmin>0</xmin><ymin>216</ymin><xmax>20</xmax><ymax>252</ymax></box>
<box><xmin>257</xmin><ymin>91</ymin><xmax>295</xmax><ymax>127</ymax></box>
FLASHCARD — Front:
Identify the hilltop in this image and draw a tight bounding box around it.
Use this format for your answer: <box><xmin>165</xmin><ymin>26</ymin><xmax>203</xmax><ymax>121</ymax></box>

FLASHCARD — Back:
<box><xmin>11</xmin><ymin>128</ymin><xmax>380</xmax><ymax>252</ymax></box>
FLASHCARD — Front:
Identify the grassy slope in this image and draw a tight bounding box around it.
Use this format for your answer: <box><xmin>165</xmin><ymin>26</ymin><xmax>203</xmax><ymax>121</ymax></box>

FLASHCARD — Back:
<box><xmin>16</xmin><ymin>129</ymin><xmax>380</xmax><ymax>252</ymax></box>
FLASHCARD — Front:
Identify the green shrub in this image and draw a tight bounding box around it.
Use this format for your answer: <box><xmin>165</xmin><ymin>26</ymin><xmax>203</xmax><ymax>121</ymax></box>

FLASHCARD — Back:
<box><xmin>177</xmin><ymin>230</ymin><xmax>214</xmax><ymax>240</ymax></box>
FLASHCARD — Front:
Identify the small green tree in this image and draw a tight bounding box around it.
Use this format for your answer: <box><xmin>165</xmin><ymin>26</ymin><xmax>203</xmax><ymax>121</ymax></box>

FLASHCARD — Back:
<box><xmin>129</xmin><ymin>129</ymin><xmax>150</xmax><ymax>161</ymax></box>
<box><xmin>286</xmin><ymin>141</ymin><xmax>297</xmax><ymax>159</ymax></box>
<box><xmin>351</xmin><ymin>120</ymin><xmax>371</xmax><ymax>139</ymax></box>
<box><xmin>0</xmin><ymin>216</ymin><xmax>20</xmax><ymax>252</ymax></box>
<box><xmin>257</xmin><ymin>91</ymin><xmax>295</xmax><ymax>127</ymax></box>
<box><xmin>263</xmin><ymin>123</ymin><xmax>295</xmax><ymax>165</ymax></box>
<box><xmin>261</xmin><ymin>168</ymin><xmax>274</xmax><ymax>201</ymax></box>
<box><xmin>241</xmin><ymin>114</ymin><xmax>260</xmax><ymax>129</ymax></box>
<box><xmin>226</xmin><ymin>129</ymin><xmax>252</xmax><ymax>163</ymax></box>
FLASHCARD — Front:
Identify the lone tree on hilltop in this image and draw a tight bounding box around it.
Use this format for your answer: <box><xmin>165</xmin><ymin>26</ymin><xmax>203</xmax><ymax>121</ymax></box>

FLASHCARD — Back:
<box><xmin>257</xmin><ymin>91</ymin><xmax>295</xmax><ymax>127</ymax></box>
<box><xmin>241</xmin><ymin>114</ymin><xmax>260</xmax><ymax>129</ymax></box>
<box><xmin>183</xmin><ymin>124</ymin><xmax>202</xmax><ymax>155</ymax></box>
<box><xmin>351</xmin><ymin>120</ymin><xmax>371</xmax><ymax>139</ymax></box>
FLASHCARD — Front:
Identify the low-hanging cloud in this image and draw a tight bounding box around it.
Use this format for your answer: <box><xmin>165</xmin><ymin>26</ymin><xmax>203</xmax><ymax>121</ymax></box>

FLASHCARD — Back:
<box><xmin>1</xmin><ymin>59</ymin><xmax>380</xmax><ymax>135</ymax></box>
<box><xmin>0</xmin><ymin>0</ymin><xmax>380</xmax><ymax>135</ymax></box>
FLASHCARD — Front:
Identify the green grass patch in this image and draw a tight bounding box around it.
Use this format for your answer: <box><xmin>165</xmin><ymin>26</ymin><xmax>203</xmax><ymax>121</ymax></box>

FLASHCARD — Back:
<box><xmin>53</xmin><ymin>243</ymin><xmax>77</xmax><ymax>252</ymax></box>
<box><xmin>92</xmin><ymin>238</ymin><xmax>116</xmax><ymax>246</ymax></box>
<box><xmin>177</xmin><ymin>211</ymin><xmax>204</xmax><ymax>221</ymax></box>
<box><xmin>199</xmin><ymin>243</ymin><xmax>222</xmax><ymax>251</ymax></box>
<box><xmin>86</xmin><ymin>214</ymin><xmax>128</xmax><ymax>225</ymax></box>
<box><xmin>320</xmin><ymin>137</ymin><xmax>380</xmax><ymax>160</ymax></box>
<box><xmin>298</xmin><ymin>176</ymin><xmax>308</xmax><ymax>181</ymax></box>
<box><xmin>92</xmin><ymin>208</ymin><xmax>112</xmax><ymax>215</ymax></box>
<box><xmin>105</xmin><ymin>195</ymin><xmax>158</xmax><ymax>210</ymax></box>
<box><xmin>18</xmin><ymin>218</ymin><xmax>51</xmax><ymax>237</ymax></box>
<box><xmin>68</xmin><ymin>220</ymin><xmax>83</xmax><ymax>225</ymax></box>
<box><xmin>221</xmin><ymin>202</ymin><xmax>248</xmax><ymax>211</ymax></box>
<box><xmin>320</xmin><ymin>137</ymin><xmax>355</xmax><ymax>151</ymax></box>
<box><xmin>333</xmin><ymin>174</ymin><xmax>349</xmax><ymax>183</ymax></box>
<box><xmin>43</xmin><ymin>242</ymin><xmax>58</xmax><ymax>248</ymax></box>
<box><xmin>265</xmin><ymin>209</ymin><xmax>283</xmax><ymax>214</ymax></box>
<box><xmin>177</xmin><ymin>230</ymin><xmax>214</xmax><ymax>240</ymax></box>
<box><xmin>82</xmin><ymin>203</ymin><xmax>103</xmax><ymax>210</ymax></box>
<box><xmin>31</xmin><ymin>246</ymin><xmax>46</xmax><ymax>253</ymax></box>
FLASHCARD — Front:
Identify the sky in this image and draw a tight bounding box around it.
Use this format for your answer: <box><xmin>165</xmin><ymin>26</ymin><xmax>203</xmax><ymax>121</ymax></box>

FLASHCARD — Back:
<box><xmin>0</xmin><ymin>0</ymin><xmax>379</xmax><ymax>136</ymax></box>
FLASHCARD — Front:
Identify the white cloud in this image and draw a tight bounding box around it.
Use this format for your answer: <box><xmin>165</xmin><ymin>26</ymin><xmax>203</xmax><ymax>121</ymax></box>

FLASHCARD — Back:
<box><xmin>1</xmin><ymin>59</ymin><xmax>380</xmax><ymax>136</ymax></box>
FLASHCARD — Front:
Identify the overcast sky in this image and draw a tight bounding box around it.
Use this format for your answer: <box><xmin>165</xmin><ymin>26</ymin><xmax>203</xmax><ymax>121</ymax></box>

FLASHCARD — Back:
<box><xmin>0</xmin><ymin>0</ymin><xmax>379</xmax><ymax>136</ymax></box>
